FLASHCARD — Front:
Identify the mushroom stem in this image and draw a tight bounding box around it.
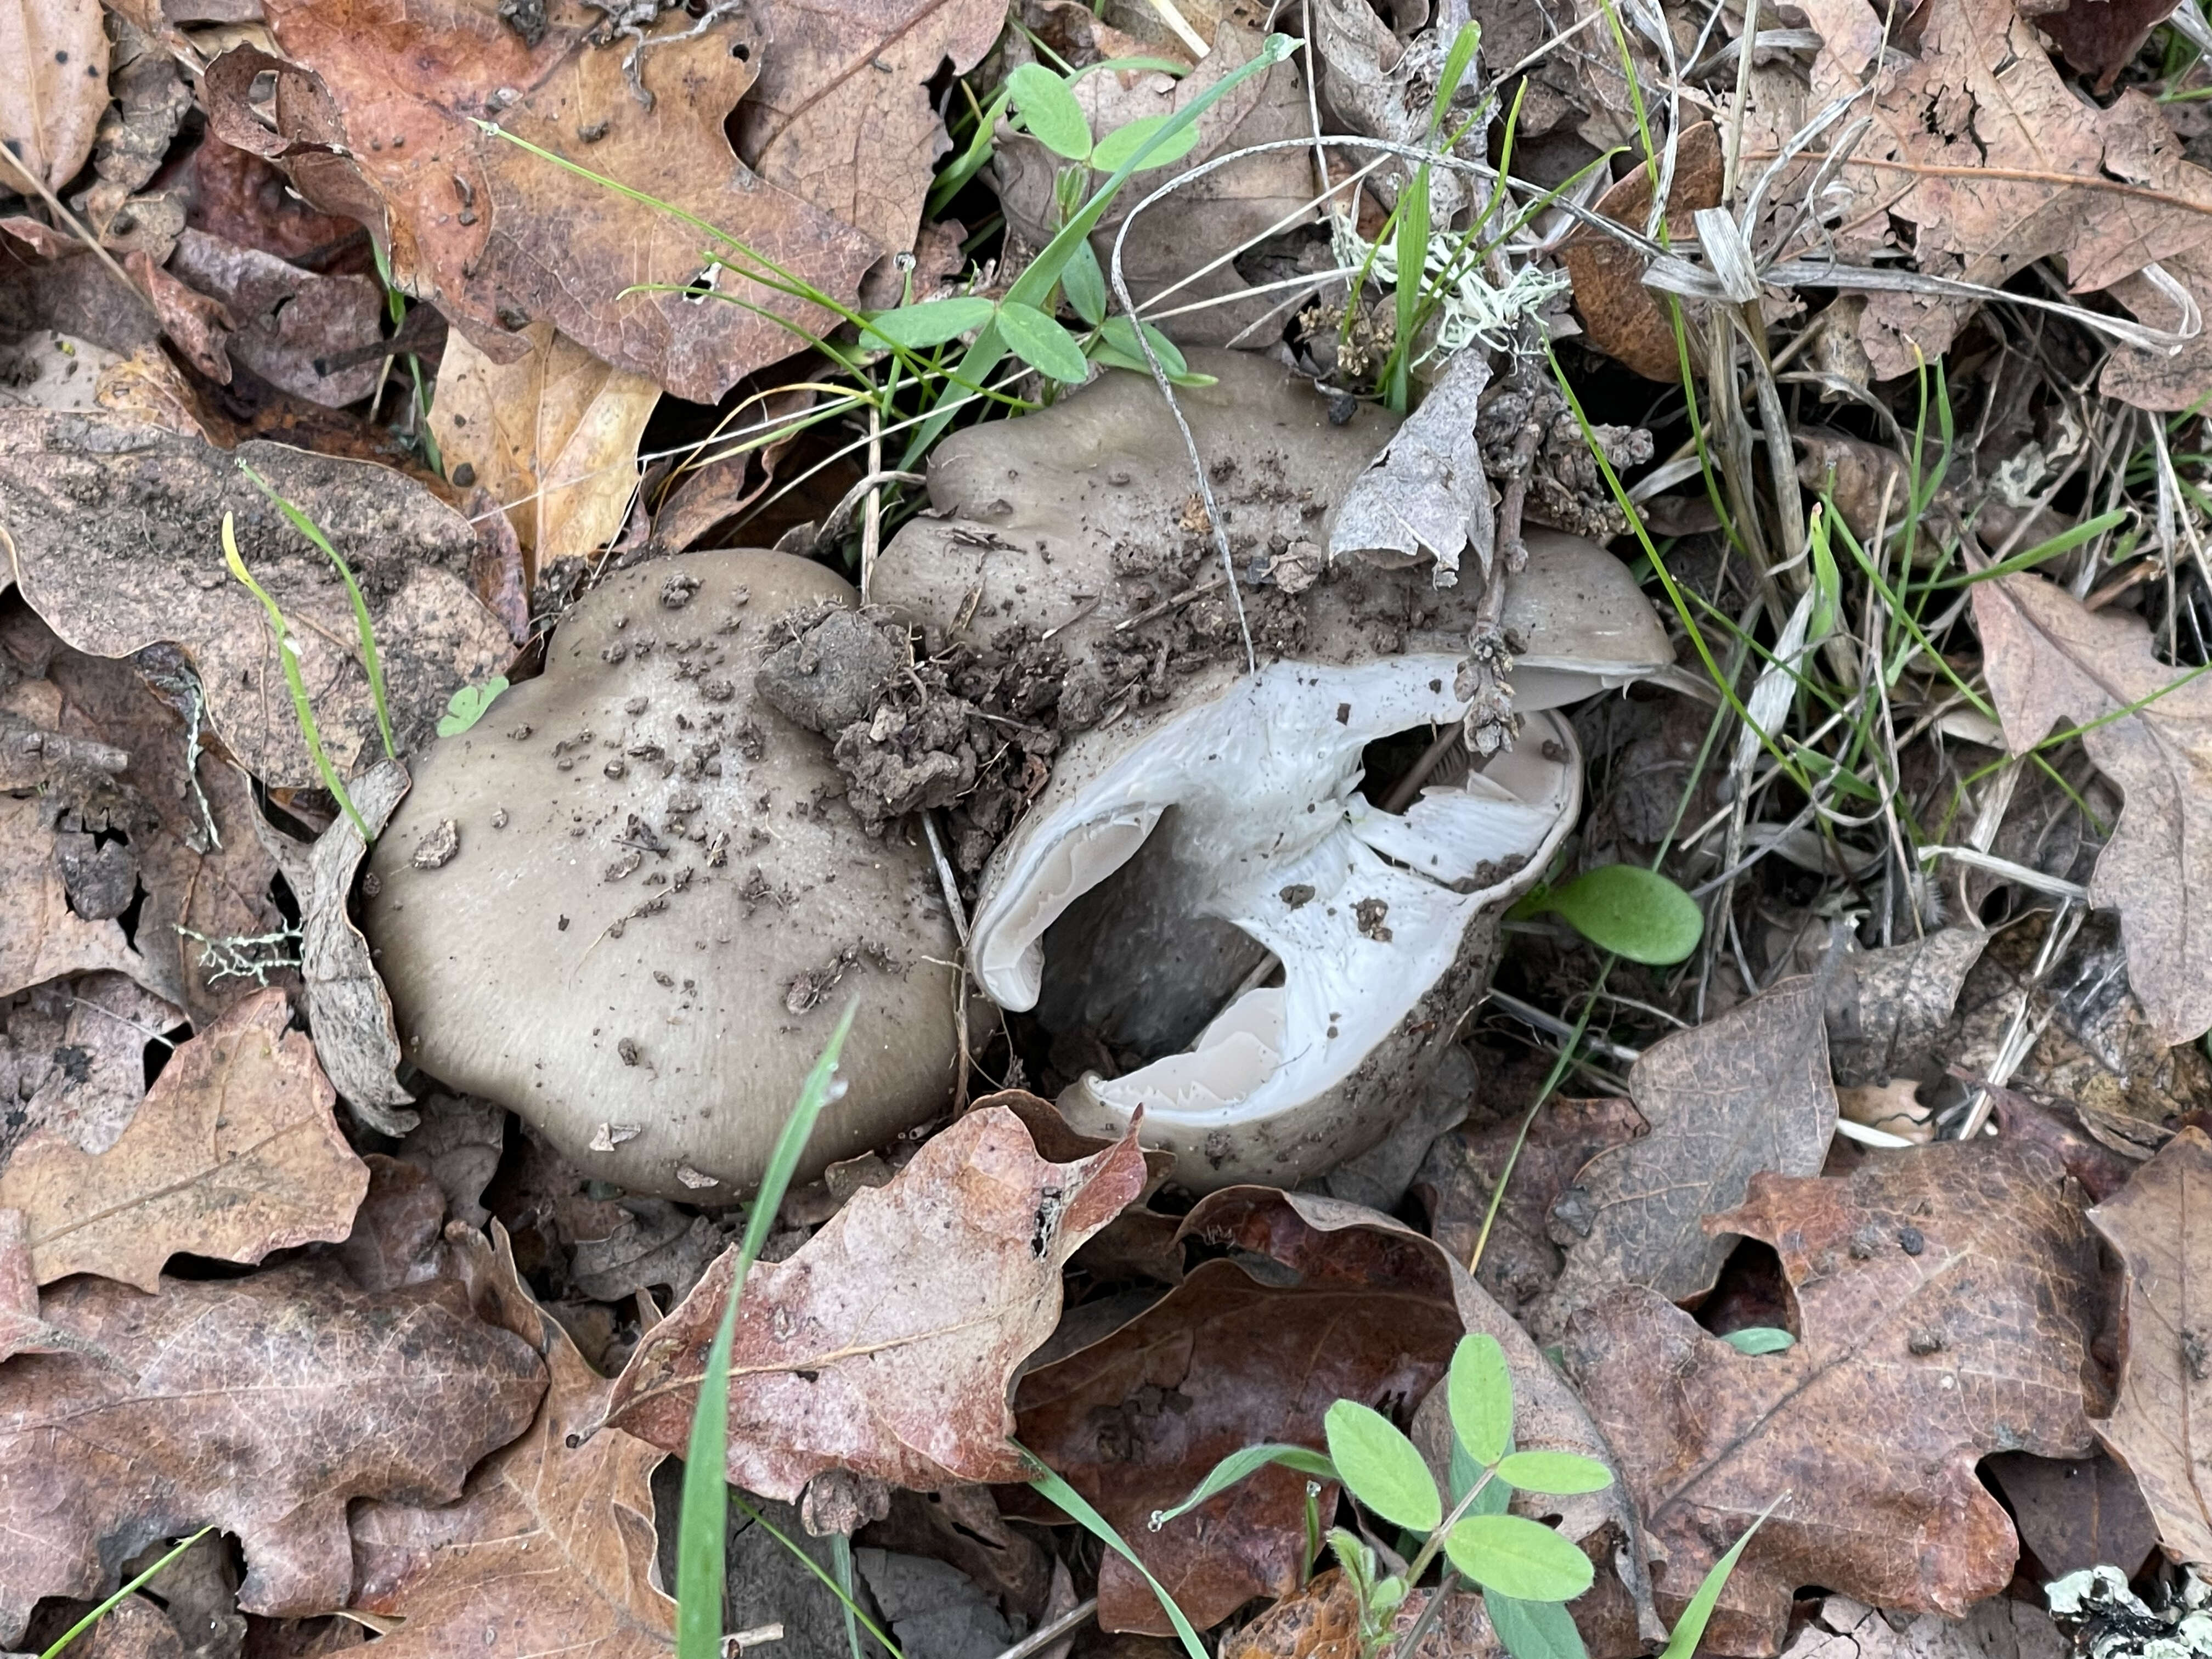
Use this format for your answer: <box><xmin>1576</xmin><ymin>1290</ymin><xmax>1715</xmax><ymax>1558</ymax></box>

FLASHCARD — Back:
<box><xmin>1379</xmin><ymin>724</ymin><xmax>1464</xmax><ymax>815</ymax></box>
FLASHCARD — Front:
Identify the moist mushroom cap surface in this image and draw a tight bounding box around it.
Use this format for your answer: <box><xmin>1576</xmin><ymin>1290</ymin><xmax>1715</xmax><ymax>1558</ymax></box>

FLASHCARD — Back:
<box><xmin>362</xmin><ymin>550</ymin><xmax>960</xmax><ymax>1200</ymax></box>
<box><xmin>870</xmin><ymin>352</ymin><xmax>1668</xmax><ymax>1188</ymax></box>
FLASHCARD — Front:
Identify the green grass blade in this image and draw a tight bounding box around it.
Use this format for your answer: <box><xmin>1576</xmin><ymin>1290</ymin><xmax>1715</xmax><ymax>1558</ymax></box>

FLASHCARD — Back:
<box><xmin>221</xmin><ymin>513</ymin><xmax>370</xmax><ymax>840</ymax></box>
<box><xmin>677</xmin><ymin>1001</ymin><xmax>860</xmax><ymax>1659</ymax></box>
<box><xmin>1024</xmin><ymin>1453</ymin><xmax>1208</xmax><ymax>1659</ymax></box>
<box><xmin>1657</xmin><ymin>1497</ymin><xmax>1785</xmax><ymax>1659</ymax></box>
<box><xmin>42</xmin><ymin>1528</ymin><xmax>212</xmax><ymax>1659</ymax></box>
<box><xmin>237</xmin><ymin>462</ymin><xmax>396</xmax><ymax>761</ymax></box>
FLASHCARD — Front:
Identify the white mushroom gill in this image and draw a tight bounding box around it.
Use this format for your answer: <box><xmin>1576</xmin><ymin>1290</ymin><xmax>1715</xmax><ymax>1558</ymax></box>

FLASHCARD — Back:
<box><xmin>969</xmin><ymin>655</ymin><xmax>1582</xmax><ymax>1182</ymax></box>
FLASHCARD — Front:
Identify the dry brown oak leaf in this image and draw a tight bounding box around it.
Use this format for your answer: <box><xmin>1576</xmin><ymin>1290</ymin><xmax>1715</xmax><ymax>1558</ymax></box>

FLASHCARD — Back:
<box><xmin>2087</xmin><ymin>1125</ymin><xmax>2212</xmax><ymax>1565</ymax></box>
<box><xmin>1788</xmin><ymin>0</ymin><xmax>2212</xmax><ymax>386</ymax></box>
<box><xmin>1973</xmin><ymin>571</ymin><xmax>2212</xmax><ymax>1046</ymax></box>
<box><xmin>1560</xmin><ymin>1141</ymin><xmax>2102</xmax><ymax>1657</ymax></box>
<box><xmin>348</xmin><ymin>1226</ymin><xmax>674</xmax><ymax>1659</ymax></box>
<box><xmin>219</xmin><ymin>0</ymin><xmax>998</xmax><ymax>406</ymax></box>
<box><xmin>1017</xmin><ymin>1187</ymin><xmax>1657</xmax><ymax>1640</ymax></box>
<box><xmin>0</xmin><ymin>0</ymin><xmax>110</xmax><ymax>191</ymax></box>
<box><xmin>0</xmin><ymin>1259</ymin><xmax>545</xmax><ymax>1646</ymax></box>
<box><xmin>0</xmin><ymin>987</ymin><xmax>370</xmax><ymax>1292</ymax></box>
<box><xmin>3</xmin><ymin>610</ymin><xmax>287</xmax><ymax>1025</ymax></box>
<box><xmin>0</xmin><ymin>412</ymin><xmax>512</xmax><ymax>789</ymax></box>
<box><xmin>1528</xmin><ymin>974</ymin><xmax>1838</xmax><ymax>1340</ymax></box>
<box><xmin>605</xmin><ymin>1103</ymin><xmax>1148</xmax><ymax>1494</ymax></box>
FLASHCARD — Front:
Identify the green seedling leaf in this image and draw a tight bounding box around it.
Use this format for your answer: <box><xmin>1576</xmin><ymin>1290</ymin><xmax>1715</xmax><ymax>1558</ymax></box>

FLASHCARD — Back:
<box><xmin>1009</xmin><ymin>63</ymin><xmax>1093</xmax><ymax>161</ymax></box>
<box><xmin>997</xmin><ymin>301</ymin><xmax>1090</xmax><ymax>382</ymax></box>
<box><xmin>437</xmin><ymin>676</ymin><xmax>509</xmax><ymax>737</ymax></box>
<box><xmin>1521</xmin><ymin>864</ymin><xmax>1703</xmax><ymax>965</ymax></box>
<box><xmin>1808</xmin><ymin>506</ymin><xmax>1841</xmax><ymax>644</ymax></box>
<box><xmin>1495</xmin><ymin>1452</ymin><xmax>1615</xmax><ymax>1496</ymax></box>
<box><xmin>1063</xmin><ymin>240</ymin><xmax>1109</xmax><ymax>328</ymax></box>
<box><xmin>1090</xmin><ymin>112</ymin><xmax>1204</xmax><ymax>173</ymax></box>
<box><xmin>862</xmin><ymin>296</ymin><xmax>996</xmax><ymax>349</ymax></box>
<box><xmin>1657</xmin><ymin>1499</ymin><xmax>1785</xmax><ymax>1659</ymax></box>
<box><xmin>1324</xmin><ymin>1401</ymin><xmax>1441</xmax><ymax>1533</ymax></box>
<box><xmin>1720</xmin><ymin>1326</ymin><xmax>1797</xmax><ymax>1355</ymax></box>
<box><xmin>1443</xmin><ymin>1514</ymin><xmax>1594</xmax><ymax>1602</ymax></box>
<box><xmin>1150</xmin><ymin>1442</ymin><xmax>1338</xmax><ymax>1530</ymax></box>
<box><xmin>1487</xmin><ymin>1593</ymin><xmax>1589</xmax><ymax>1659</ymax></box>
<box><xmin>1095</xmin><ymin>314</ymin><xmax>1189</xmax><ymax>376</ymax></box>
<box><xmin>1448</xmin><ymin>1333</ymin><xmax>1514</xmax><ymax>1465</ymax></box>
<box><xmin>676</xmin><ymin>1003</ymin><xmax>859</xmax><ymax>1659</ymax></box>
<box><xmin>930</xmin><ymin>86</ymin><xmax>1011</xmax><ymax>216</ymax></box>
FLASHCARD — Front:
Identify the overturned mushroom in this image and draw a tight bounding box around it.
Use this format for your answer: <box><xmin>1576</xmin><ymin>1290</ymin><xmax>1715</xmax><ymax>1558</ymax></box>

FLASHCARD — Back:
<box><xmin>361</xmin><ymin>551</ymin><xmax>961</xmax><ymax>1199</ymax></box>
<box><xmin>870</xmin><ymin>352</ymin><xmax>1671</xmax><ymax>1187</ymax></box>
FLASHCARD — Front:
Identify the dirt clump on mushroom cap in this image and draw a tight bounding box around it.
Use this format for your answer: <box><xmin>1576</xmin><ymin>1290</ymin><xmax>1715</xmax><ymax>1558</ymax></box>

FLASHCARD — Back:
<box><xmin>362</xmin><ymin>550</ymin><xmax>961</xmax><ymax>1201</ymax></box>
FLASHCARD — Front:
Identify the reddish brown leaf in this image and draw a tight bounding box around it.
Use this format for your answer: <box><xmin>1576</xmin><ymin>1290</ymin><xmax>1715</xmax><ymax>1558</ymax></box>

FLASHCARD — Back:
<box><xmin>606</xmin><ymin>1105</ymin><xmax>1147</xmax><ymax>1496</ymax></box>
<box><xmin>0</xmin><ymin>1260</ymin><xmax>544</xmax><ymax>1645</ymax></box>
<box><xmin>1561</xmin><ymin>1142</ymin><xmax>2100</xmax><ymax>1655</ymax></box>
<box><xmin>348</xmin><ymin>1228</ymin><xmax>674</xmax><ymax>1659</ymax></box>
<box><xmin>1019</xmin><ymin>1188</ymin><xmax>1657</xmax><ymax>1639</ymax></box>
<box><xmin>2087</xmin><ymin>1125</ymin><xmax>2212</xmax><ymax>1565</ymax></box>
<box><xmin>1984</xmin><ymin>1451</ymin><xmax>2161</xmax><ymax>1579</ymax></box>
<box><xmin>1532</xmin><ymin>975</ymin><xmax>1838</xmax><ymax>1339</ymax></box>
<box><xmin>1562</xmin><ymin>123</ymin><xmax>1722</xmax><ymax>381</ymax></box>
<box><xmin>1415</xmin><ymin>1096</ymin><xmax>1649</xmax><ymax>1316</ymax></box>
<box><xmin>0</xmin><ymin>988</ymin><xmax>369</xmax><ymax>1292</ymax></box>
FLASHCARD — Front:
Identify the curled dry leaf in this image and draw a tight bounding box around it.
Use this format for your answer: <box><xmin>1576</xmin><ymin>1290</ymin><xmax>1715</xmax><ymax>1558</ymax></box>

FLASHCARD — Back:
<box><xmin>427</xmin><ymin>323</ymin><xmax>661</xmax><ymax>574</ymax></box>
<box><xmin>301</xmin><ymin>758</ymin><xmax>416</xmax><ymax>1133</ymax></box>
<box><xmin>348</xmin><ymin>1227</ymin><xmax>675</xmax><ymax>1659</ymax></box>
<box><xmin>606</xmin><ymin>1104</ymin><xmax>1147</xmax><ymax>1496</ymax></box>
<box><xmin>166</xmin><ymin>229</ymin><xmax>387</xmax><ymax>409</ymax></box>
<box><xmin>0</xmin><ymin>1259</ymin><xmax>545</xmax><ymax>1645</ymax></box>
<box><xmin>1530</xmin><ymin>975</ymin><xmax>1838</xmax><ymax>1339</ymax></box>
<box><xmin>2086</xmin><ymin>1125</ymin><xmax>2212</xmax><ymax>1566</ymax></box>
<box><xmin>1562</xmin><ymin>122</ymin><xmax>1723</xmax><ymax>382</ymax></box>
<box><xmin>1983</xmin><ymin>1450</ymin><xmax>2161</xmax><ymax>1580</ymax></box>
<box><xmin>0</xmin><ymin>413</ymin><xmax>513</xmax><ymax>789</ymax></box>
<box><xmin>0</xmin><ymin>986</ymin><xmax>369</xmax><ymax>1291</ymax></box>
<box><xmin>1778</xmin><ymin>1595</ymin><xmax>2068</xmax><ymax>1659</ymax></box>
<box><xmin>1562</xmin><ymin>1142</ymin><xmax>2101</xmax><ymax>1655</ymax></box>
<box><xmin>0</xmin><ymin>0</ymin><xmax>110</xmax><ymax>190</ymax></box>
<box><xmin>0</xmin><ymin>1209</ymin><xmax>71</xmax><ymax>1362</ymax></box>
<box><xmin>1329</xmin><ymin>349</ymin><xmax>1493</xmax><ymax>586</ymax></box>
<box><xmin>1823</xmin><ymin>927</ymin><xmax>1988</xmax><ymax>1088</ymax></box>
<box><xmin>1018</xmin><ymin>1187</ymin><xmax>1656</xmax><ymax>1639</ymax></box>
<box><xmin>1973</xmin><ymin>571</ymin><xmax>2212</xmax><ymax>1045</ymax></box>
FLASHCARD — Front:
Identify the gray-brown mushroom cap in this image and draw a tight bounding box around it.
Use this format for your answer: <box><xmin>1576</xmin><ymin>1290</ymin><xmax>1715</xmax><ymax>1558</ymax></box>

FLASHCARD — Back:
<box><xmin>870</xmin><ymin>352</ymin><xmax>1671</xmax><ymax>1189</ymax></box>
<box><xmin>362</xmin><ymin>551</ymin><xmax>961</xmax><ymax>1200</ymax></box>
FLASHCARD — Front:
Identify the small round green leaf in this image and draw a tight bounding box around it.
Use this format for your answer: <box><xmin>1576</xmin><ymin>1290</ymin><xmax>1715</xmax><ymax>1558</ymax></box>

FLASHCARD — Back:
<box><xmin>1444</xmin><ymin>1515</ymin><xmax>1595</xmax><ymax>1602</ymax></box>
<box><xmin>437</xmin><ymin>676</ymin><xmax>507</xmax><ymax>737</ymax></box>
<box><xmin>1720</xmin><ymin>1327</ymin><xmax>1797</xmax><ymax>1355</ymax></box>
<box><xmin>861</xmin><ymin>297</ymin><xmax>996</xmax><ymax>349</ymax></box>
<box><xmin>1009</xmin><ymin>64</ymin><xmax>1094</xmax><ymax>161</ymax></box>
<box><xmin>1495</xmin><ymin>1452</ymin><xmax>1615</xmax><ymax>1496</ymax></box>
<box><xmin>1448</xmin><ymin>1333</ymin><xmax>1513</xmax><ymax>1466</ymax></box>
<box><xmin>1062</xmin><ymin>241</ymin><xmax>1108</xmax><ymax>328</ymax></box>
<box><xmin>1323</xmin><ymin>1401</ymin><xmax>1441</xmax><ymax>1533</ymax></box>
<box><xmin>1090</xmin><ymin>112</ymin><xmax>1204</xmax><ymax>173</ymax></box>
<box><xmin>1095</xmin><ymin>314</ymin><xmax>1188</xmax><ymax>377</ymax></box>
<box><xmin>1527</xmin><ymin>864</ymin><xmax>1703</xmax><ymax>966</ymax></box>
<box><xmin>996</xmin><ymin>301</ymin><xmax>1091</xmax><ymax>383</ymax></box>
